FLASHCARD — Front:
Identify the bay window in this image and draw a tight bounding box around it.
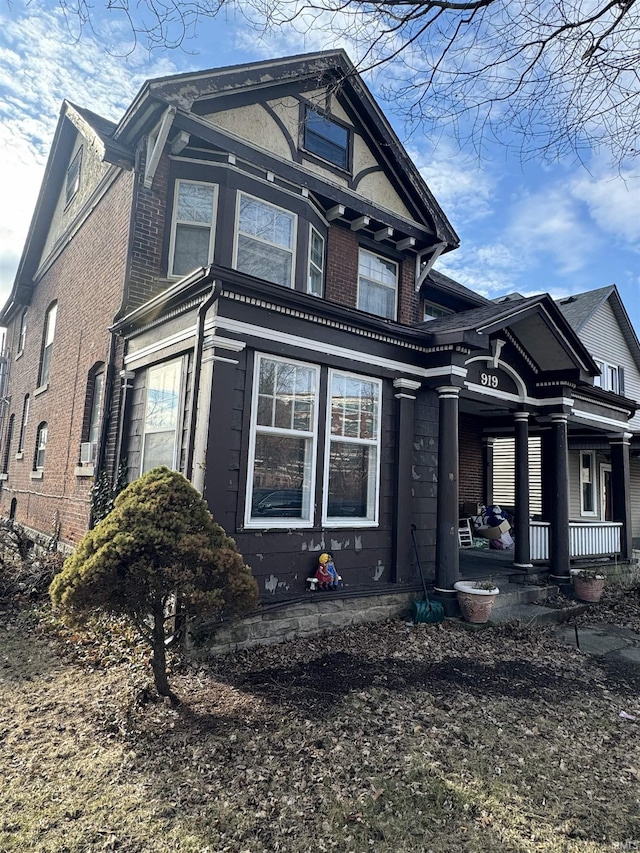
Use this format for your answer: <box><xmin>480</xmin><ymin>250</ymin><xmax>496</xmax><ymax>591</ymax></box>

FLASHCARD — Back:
<box><xmin>235</xmin><ymin>193</ymin><xmax>296</xmax><ymax>288</ymax></box>
<box><xmin>308</xmin><ymin>227</ymin><xmax>324</xmax><ymax>296</ymax></box>
<box><xmin>141</xmin><ymin>359</ymin><xmax>183</xmax><ymax>474</ymax></box>
<box><xmin>357</xmin><ymin>249</ymin><xmax>398</xmax><ymax>320</ymax></box>
<box><xmin>169</xmin><ymin>180</ymin><xmax>217</xmax><ymax>277</ymax></box>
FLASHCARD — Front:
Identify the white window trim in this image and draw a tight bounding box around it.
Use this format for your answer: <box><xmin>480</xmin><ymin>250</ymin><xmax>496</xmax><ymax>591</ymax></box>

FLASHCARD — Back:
<box><xmin>322</xmin><ymin>369</ymin><xmax>382</xmax><ymax>528</ymax></box>
<box><xmin>244</xmin><ymin>353</ymin><xmax>320</xmax><ymax>529</ymax></box>
<box><xmin>594</xmin><ymin>359</ymin><xmax>620</xmax><ymax>393</ymax></box>
<box><xmin>600</xmin><ymin>462</ymin><xmax>612</xmax><ymax>521</ymax></box>
<box><xmin>233</xmin><ymin>191</ymin><xmax>297</xmax><ymax>289</ymax></box>
<box><xmin>34</xmin><ymin>424</ymin><xmax>48</xmax><ymax>471</ymax></box>
<box><xmin>168</xmin><ymin>180</ymin><xmax>218</xmax><ymax>279</ymax></box>
<box><xmin>357</xmin><ymin>248</ymin><xmax>398</xmax><ymax>321</ymax></box>
<box><xmin>579</xmin><ymin>451</ymin><xmax>597</xmax><ymax>517</ymax></box>
<box><xmin>307</xmin><ymin>225</ymin><xmax>325</xmax><ymax>297</ymax></box>
<box><xmin>140</xmin><ymin>358</ymin><xmax>185</xmax><ymax>475</ymax></box>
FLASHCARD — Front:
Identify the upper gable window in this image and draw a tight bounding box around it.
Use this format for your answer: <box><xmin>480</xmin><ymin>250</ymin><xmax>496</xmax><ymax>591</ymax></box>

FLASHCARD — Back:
<box><xmin>235</xmin><ymin>193</ymin><xmax>296</xmax><ymax>288</ymax></box>
<box><xmin>357</xmin><ymin>249</ymin><xmax>398</xmax><ymax>320</ymax></box>
<box><xmin>66</xmin><ymin>148</ymin><xmax>82</xmax><ymax>205</ymax></box>
<box><xmin>169</xmin><ymin>180</ymin><xmax>217</xmax><ymax>277</ymax></box>
<box><xmin>594</xmin><ymin>359</ymin><xmax>624</xmax><ymax>394</ymax></box>
<box><xmin>303</xmin><ymin>107</ymin><xmax>349</xmax><ymax>170</ymax></box>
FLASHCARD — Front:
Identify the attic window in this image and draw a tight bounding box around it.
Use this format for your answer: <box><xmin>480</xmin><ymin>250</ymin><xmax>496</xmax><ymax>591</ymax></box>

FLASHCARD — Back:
<box><xmin>66</xmin><ymin>148</ymin><xmax>82</xmax><ymax>204</ymax></box>
<box><xmin>303</xmin><ymin>107</ymin><xmax>349</xmax><ymax>170</ymax></box>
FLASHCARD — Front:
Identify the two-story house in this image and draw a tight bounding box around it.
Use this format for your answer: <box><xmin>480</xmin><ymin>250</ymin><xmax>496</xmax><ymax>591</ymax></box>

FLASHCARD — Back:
<box><xmin>1</xmin><ymin>50</ymin><xmax>636</xmax><ymax>618</ymax></box>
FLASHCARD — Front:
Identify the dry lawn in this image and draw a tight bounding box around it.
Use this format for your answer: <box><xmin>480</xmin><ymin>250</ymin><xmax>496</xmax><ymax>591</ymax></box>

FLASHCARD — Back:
<box><xmin>1</xmin><ymin>587</ymin><xmax>640</xmax><ymax>853</ymax></box>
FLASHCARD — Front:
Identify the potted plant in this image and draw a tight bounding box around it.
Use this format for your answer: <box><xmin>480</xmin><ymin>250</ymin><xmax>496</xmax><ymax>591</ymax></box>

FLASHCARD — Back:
<box><xmin>453</xmin><ymin>579</ymin><xmax>500</xmax><ymax>623</ymax></box>
<box><xmin>570</xmin><ymin>568</ymin><xmax>605</xmax><ymax>603</ymax></box>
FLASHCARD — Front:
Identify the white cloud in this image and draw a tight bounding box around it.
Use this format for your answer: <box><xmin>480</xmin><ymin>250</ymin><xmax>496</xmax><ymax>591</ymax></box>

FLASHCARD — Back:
<box><xmin>0</xmin><ymin>3</ymin><xmax>177</xmax><ymax>304</ymax></box>
<box><xmin>570</xmin><ymin>169</ymin><xmax>640</xmax><ymax>246</ymax></box>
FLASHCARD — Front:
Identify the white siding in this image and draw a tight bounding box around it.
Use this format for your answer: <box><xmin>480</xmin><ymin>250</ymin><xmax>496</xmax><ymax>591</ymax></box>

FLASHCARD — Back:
<box><xmin>580</xmin><ymin>299</ymin><xmax>640</xmax><ymax>432</ymax></box>
<box><xmin>492</xmin><ymin>436</ymin><xmax>542</xmax><ymax>515</ymax></box>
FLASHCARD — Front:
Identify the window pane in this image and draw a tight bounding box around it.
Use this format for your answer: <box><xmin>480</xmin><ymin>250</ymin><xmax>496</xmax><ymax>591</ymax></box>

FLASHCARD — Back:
<box><xmin>257</xmin><ymin>361</ymin><xmax>315</xmax><ymax>430</ymax></box>
<box><xmin>142</xmin><ymin>432</ymin><xmax>176</xmax><ymax>473</ymax></box>
<box><xmin>173</xmin><ymin>224</ymin><xmax>211</xmax><ymax>276</ymax></box>
<box><xmin>308</xmin><ymin>229</ymin><xmax>324</xmax><ymax>296</ymax></box>
<box><xmin>359</xmin><ymin>279</ymin><xmax>395</xmax><ymax>319</ymax></box>
<box><xmin>88</xmin><ymin>373</ymin><xmax>104</xmax><ymax>445</ymax></box>
<box><xmin>176</xmin><ymin>183</ymin><xmax>215</xmax><ymax>223</ymax></box>
<box><xmin>250</xmin><ymin>433</ymin><xmax>312</xmax><ymax>520</ymax></box>
<box><xmin>40</xmin><ymin>344</ymin><xmax>52</xmax><ymax>386</ymax></box>
<box><xmin>45</xmin><ymin>304</ymin><xmax>57</xmax><ymax>347</ymax></box>
<box><xmin>359</xmin><ymin>251</ymin><xmax>397</xmax><ymax>286</ymax></box>
<box><xmin>239</xmin><ymin>196</ymin><xmax>294</xmax><ymax>249</ymax></box>
<box><xmin>304</xmin><ymin>110</ymin><xmax>348</xmax><ymax>168</ymax></box>
<box><xmin>327</xmin><ymin>442</ymin><xmax>375</xmax><ymax>518</ymax></box>
<box><xmin>237</xmin><ymin>235</ymin><xmax>293</xmax><ymax>287</ymax></box>
<box><xmin>145</xmin><ymin>363</ymin><xmax>181</xmax><ymax>432</ymax></box>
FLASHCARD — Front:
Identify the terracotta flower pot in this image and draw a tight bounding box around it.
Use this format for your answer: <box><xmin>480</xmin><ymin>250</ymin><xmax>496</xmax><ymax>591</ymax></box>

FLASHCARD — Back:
<box><xmin>454</xmin><ymin>581</ymin><xmax>500</xmax><ymax>623</ymax></box>
<box><xmin>571</xmin><ymin>573</ymin><xmax>605</xmax><ymax>603</ymax></box>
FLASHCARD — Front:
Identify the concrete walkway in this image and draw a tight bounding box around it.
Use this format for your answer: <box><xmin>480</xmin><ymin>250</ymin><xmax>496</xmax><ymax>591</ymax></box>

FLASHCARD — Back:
<box><xmin>553</xmin><ymin>621</ymin><xmax>640</xmax><ymax>667</ymax></box>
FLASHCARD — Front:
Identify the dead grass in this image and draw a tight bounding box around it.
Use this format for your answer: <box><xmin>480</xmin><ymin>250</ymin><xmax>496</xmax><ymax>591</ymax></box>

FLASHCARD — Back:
<box><xmin>1</xmin><ymin>587</ymin><xmax>640</xmax><ymax>852</ymax></box>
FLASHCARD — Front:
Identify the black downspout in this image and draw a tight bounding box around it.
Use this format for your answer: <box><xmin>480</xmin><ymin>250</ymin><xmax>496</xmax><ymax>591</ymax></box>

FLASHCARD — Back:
<box><xmin>185</xmin><ymin>271</ymin><xmax>221</xmax><ymax>482</ymax></box>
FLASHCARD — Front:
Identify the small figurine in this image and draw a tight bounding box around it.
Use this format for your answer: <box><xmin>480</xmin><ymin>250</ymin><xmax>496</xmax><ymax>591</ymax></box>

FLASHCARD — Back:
<box><xmin>315</xmin><ymin>552</ymin><xmax>340</xmax><ymax>590</ymax></box>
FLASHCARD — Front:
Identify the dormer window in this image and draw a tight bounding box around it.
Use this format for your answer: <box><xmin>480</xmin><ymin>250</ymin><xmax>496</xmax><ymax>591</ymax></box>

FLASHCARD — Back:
<box><xmin>303</xmin><ymin>107</ymin><xmax>349</xmax><ymax>170</ymax></box>
<box><xmin>66</xmin><ymin>148</ymin><xmax>82</xmax><ymax>204</ymax></box>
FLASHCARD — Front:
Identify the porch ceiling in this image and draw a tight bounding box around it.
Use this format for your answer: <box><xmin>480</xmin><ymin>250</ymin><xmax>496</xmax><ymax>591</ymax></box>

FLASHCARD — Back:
<box><xmin>509</xmin><ymin>314</ymin><xmax>577</xmax><ymax>372</ymax></box>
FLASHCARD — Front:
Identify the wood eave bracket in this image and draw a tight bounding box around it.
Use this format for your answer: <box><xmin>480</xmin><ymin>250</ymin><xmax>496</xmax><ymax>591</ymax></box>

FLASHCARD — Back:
<box><xmin>144</xmin><ymin>105</ymin><xmax>177</xmax><ymax>188</ymax></box>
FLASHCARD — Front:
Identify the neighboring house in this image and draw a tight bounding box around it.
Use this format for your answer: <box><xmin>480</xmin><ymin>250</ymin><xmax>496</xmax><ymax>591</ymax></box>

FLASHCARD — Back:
<box><xmin>0</xmin><ymin>50</ymin><xmax>636</xmax><ymax>616</ymax></box>
<box><xmin>557</xmin><ymin>286</ymin><xmax>640</xmax><ymax>549</ymax></box>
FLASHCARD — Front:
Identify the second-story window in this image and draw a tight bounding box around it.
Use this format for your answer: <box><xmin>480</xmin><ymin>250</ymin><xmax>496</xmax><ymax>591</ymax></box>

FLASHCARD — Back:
<box><xmin>424</xmin><ymin>302</ymin><xmax>453</xmax><ymax>322</ymax></box>
<box><xmin>38</xmin><ymin>302</ymin><xmax>58</xmax><ymax>388</ymax></box>
<box><xmin>594</xmin><ymin>360</ymin><xmax>624</xmax><ymax>394</ymax></box>
<box><xmin>308</xmin><ymin>227</ymin><xmax>325</xmax><ymax>296</ymax></box>
<box><xmin>18</xmin><ymin>395</ymin><xmax>29</xmax><ymax>454</ymax></box>
<box><xmin>2</xmin><ymin>415</ymin><xmax>14</xmax><ymax>474</ymax></box>
<box><xmin>357</xmin><ymin>249</ymin><xmax>398</xmax><ymax>320</ymax></box>
<box><xmin>169</xmin><ymin>180</ymin><xmax>217</xmax><ymax>277</ymax></box>
<box><xmin>17</xmin><ymin>309</ymin><xmax>27</xmax><ymax>356</ymax></box>
<box><xmin>235</xmin><ymin>193</ymin><xmax>296</xmax><ymax>288</ymax></box>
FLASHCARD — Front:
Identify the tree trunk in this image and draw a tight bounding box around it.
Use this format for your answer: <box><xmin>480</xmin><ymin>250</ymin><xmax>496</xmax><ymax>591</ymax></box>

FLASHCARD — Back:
<box><xmin>150</xmin><ymin>603</ymin><xmax>179</xmax><ymax>704</ymax></box>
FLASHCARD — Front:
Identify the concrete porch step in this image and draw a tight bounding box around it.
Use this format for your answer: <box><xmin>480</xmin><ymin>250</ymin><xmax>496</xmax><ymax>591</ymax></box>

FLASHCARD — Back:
<box><xmin>488</xmin><ymin>581</ymin><xmax>589</xmax><ymax>625</ymax></box>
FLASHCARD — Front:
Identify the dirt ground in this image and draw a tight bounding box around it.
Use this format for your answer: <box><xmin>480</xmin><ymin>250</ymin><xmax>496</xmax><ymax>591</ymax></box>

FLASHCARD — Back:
<box><xmin>1</xmin><ymin>586</ymin><xmax>640</xmax><ymax>852</ymax></box>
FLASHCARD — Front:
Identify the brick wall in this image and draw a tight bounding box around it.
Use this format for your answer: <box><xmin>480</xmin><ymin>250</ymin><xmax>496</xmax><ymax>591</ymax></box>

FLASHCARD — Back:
<box><xmin>0</xmin><ymin>170</ymin><xmax>134</xmax><ymax>546</ymax></box>
<box><xmin>125</xmin><ymin>144</ymin><xmax>170</xmax><ymax>310</ymax></box>
<box><xmin>458</xmin><ymin>412</ymin><xmax>484</xmax><ymax>505</ymax></box>
<box><xmin>325</xmin><ymin>224</ymin><xmax>420</xmax><ymax>323</ymax></box>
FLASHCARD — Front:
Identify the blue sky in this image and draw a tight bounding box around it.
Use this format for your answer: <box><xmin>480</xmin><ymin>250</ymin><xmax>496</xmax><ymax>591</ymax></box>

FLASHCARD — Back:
<box><xmin>1</xmin><ymin>0</ymin><xmax>638</xmax><ymax>335</ymax></box>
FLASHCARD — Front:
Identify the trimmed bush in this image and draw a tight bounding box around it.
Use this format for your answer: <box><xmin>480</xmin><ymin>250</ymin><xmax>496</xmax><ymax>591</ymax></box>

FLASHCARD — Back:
<box><xmin>50</xmin><ymin>467</ymin><xmax>258</xmax><ymax>701</ymax></box>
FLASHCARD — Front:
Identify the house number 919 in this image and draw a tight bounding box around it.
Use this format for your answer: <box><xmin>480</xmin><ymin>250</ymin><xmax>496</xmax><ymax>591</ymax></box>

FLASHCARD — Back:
<box><xmin>480</xmin><ymin>372</ymin><xmax>499</xmax><ymax>388</ymax></box>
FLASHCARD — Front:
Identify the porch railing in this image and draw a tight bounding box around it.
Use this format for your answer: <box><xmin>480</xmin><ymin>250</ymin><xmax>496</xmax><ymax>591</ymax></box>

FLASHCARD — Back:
<box><xmin>529</xmin><ymin>520</ymin><xmax>622</xmax><ymax>561</ymax></box>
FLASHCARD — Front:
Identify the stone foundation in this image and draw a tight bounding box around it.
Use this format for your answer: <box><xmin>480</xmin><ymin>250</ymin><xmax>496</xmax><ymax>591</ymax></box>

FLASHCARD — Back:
<box><xmin>188</xmin><ymin>591</ymin><xmax>418</xmax><ymax>657</ymax></box>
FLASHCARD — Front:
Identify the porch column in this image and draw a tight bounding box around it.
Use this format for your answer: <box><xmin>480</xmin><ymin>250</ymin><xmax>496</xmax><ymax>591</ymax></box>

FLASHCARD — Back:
<box><xmin>513</xmin><ymin>412</ymin><xmax>532</xmax><ymax>570</ymax></box>
<box><xmin>549</xmin><ymin>413</ymin><xmax>571</xmax><ymax>581</ymax></box>
<box><xmin>435</xmin><ymin>386</ymin><xmax>460</xmax><ymax>603</ymax></box>
<box><xmin>392</xmin><ymin>378</ymin><xmax>421</xmax><ymax>582</ymax></box>
<box><xmin>609</xmin><ymin>432</ymin><xmax>633</xmax><ymax>560</ymax></box>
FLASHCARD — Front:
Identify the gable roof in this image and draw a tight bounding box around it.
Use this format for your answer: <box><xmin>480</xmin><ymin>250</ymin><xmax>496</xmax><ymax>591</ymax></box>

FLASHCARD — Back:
<box><xmin>114</xmin><ymin>50</ymin><xmax>459</xmax><ymax>249</ymax></box>
<box><xmin>416</xmin><ymin>293</ymin><xmax>598</xmax><ymax>376</ymax></box>
<box><xmin>425</xmin><ymin>268</ymin><xmax>489</xmax><ymax>308</ymax></box>
<box><xmin>557</xmin><ymin>285</ymin><xmax>640</xmax><ymax>373</ymax></box>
